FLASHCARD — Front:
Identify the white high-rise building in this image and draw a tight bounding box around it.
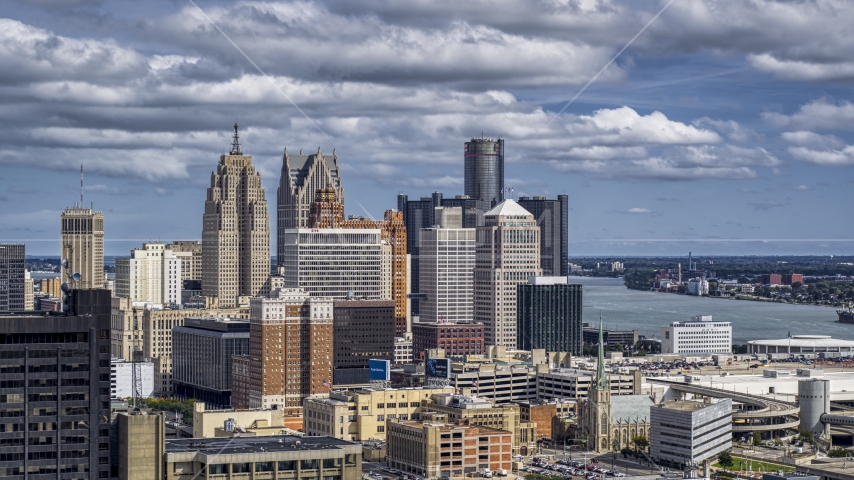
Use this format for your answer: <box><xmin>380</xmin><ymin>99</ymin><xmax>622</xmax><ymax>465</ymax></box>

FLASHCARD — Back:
<box><xmin>661</xmin><ymin>315</ymin><xmax>732</xmax><ymax>354</ymax></box>
<box><xmin>110</xmin><ymin>357</ymin><xmax>155</xmax><ymax>399</ymax></box>
<box><xmin>281</xmin><ymin>229</ymin><xmax>392</xmax><ymax>300</ymax></box>
<box><xmin>60</xmin><ymin>206</ymin><xmax>104</xmax><ymax>288</ymax></box>
<box><xmin>115</xmin><ymin>243</ymin><xmax>183</xmax><ymax>304</ymax></box>
<box><xmin>474</xmin><ymin>199</ymin><xmax>542</xmax><ymax>347</ymax></box>
<box><xmin>650</xmin><ymin>398</ymin><xmax>732</xmax><ymax>467</ymax></box>
<box><xmin>419</xmin><ymin>227</ymin><xmax>475</xmax><ymax>323</ymax></box>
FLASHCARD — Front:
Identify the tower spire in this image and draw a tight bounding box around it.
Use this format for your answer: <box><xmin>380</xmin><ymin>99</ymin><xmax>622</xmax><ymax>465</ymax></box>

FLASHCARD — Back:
<box><xmin>595</xmin><ymin>311</ymin><xmax>609</xmax><ymax>390</ymax></box>
<box><xmin>230</xmin><ymin>123</ymin><xmax>242</xmax><ymax>155</ymax></box>
<box><xmin>79</xmin><ymin>164</ymin><xmax>83</xmax><ymax>206</ymax></box>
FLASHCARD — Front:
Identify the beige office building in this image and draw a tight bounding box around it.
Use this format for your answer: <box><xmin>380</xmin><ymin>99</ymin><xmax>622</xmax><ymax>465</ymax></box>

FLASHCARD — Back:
<box><xmin>24</xmin><ymin>271</ymin><xmax>34</xmax><ymax>311</ymax></box>
<box><xmin>167</xmin><ymin>241</ymin><xmax>202</xmax><ymax>281</ymax></box>
<box><xmin>41</xmin><ymin>277</ymin><xmax>61</xmax><ymax>298</ymax></box>
<box><xmin>474</xmin><ymin>200</ymin><xmax>541</xmax><ymax>347</ymax></box>
<box><xmin>419</xmin><ymin>227</ymin><xmax>476</xmax><ymax>323</ymax></box>
<box><xmin>115</xmin><ymin>243</ymin><xmax>183</xmax><ymax>304</ymax></box>
<box><xmin>60</xmin><ymin>205</ymin><xmax>104</xmax><ymax>288</ymax></box>
<box><xmin>303</xmin><ymin>387</ymin><xmax>454</xmax><ymax>441</ymax></box>
<box><xmin>281</xmin><ymin>229</ymin><xmax>392</xmax><ymax>300</ymax></box>
<box><xmin>202</xmin><ymin>124</ymin><xmax>270</xmax><ymax>308</ymax></box>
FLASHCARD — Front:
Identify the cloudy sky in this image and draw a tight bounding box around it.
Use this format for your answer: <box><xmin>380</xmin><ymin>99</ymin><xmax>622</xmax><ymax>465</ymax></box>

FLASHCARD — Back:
<box><xmin>1</xmin><ymin>0</ymin><xmax>853</xmax><ymax>257</ymax></box>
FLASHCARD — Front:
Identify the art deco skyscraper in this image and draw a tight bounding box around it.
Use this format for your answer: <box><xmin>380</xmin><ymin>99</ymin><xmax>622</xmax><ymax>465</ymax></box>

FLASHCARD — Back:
<box><xmin>61</xmin><ymin>205</ymin><xmax>104</xmax><ymax>288</ymax></box>
<box><xmin>202</xmin><ymin>124</ymin><xmax>270</xmax><ymax>308</ymax></box>
<box><xmin>464</xmin><ymin>137</ymin><xmax>504</xmax><ymax>208</ymax></box>
<box><xmin>473</xmin><ymin>199</ymin><xmax>541</xmax><ymax>347</ymax></box>
<box><xmin>277</xmin><ymin>147</ymin><xmax>343</xmax><ymax>266</ymax></box>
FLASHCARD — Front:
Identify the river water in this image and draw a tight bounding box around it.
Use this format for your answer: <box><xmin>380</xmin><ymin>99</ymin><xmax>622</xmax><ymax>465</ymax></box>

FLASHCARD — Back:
<box><xmin>575</xmin><ymin>277</ymin><xmax>849</xmax><ymax>344</ymax></box>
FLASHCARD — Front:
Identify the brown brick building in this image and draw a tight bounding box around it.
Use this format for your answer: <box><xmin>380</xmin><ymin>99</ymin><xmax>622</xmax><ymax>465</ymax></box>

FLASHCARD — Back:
<box><xmin>241</xmin><ymin>289</ymin><xmax>334</xmax><ymax>415</ymax></box>
<box><xmin>309</xmin><ymin>188</ymin><xmax>408</xmax><ymax>336</ymax></box>
<box><xmin>518</xmin><ymin>400</ymin><xmax>575</xmax><ymax>441</ymax></box>
<box><xmin>386</xmin><ymin>412</ymin><xmax>513</xmax><ymax>478</ymax></box>
<box><xmin>412</xmin><ymin>322</ymin><xmax>485</xmax><ymax>359</ymax></box>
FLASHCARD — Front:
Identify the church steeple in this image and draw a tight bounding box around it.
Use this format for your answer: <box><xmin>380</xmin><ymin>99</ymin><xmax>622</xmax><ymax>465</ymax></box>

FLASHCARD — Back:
<box><xmin>595</xmin><ymin>311</ymin><xmax>609</xmax><ymax>391</ymax></box>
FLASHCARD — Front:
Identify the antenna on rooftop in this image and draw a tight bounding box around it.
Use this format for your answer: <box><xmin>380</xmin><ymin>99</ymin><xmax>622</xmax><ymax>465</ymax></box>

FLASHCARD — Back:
<box><xmin>80</xmin><ymin>164</ymin><xmax>84</xmax><ymax>205</ymax></box>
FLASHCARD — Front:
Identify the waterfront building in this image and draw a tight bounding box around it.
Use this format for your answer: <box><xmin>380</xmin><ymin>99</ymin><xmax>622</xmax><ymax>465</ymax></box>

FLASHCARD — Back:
<box><xmin>747</xmin><ymin>335</ymin><xmax>854</xmax><ymax>356</ymax></box>
<box><xmin>661</xmin><ymin>315</ymin><xmax>732</xmax><ymax>354</ymax></box>
<box><xmin>516</xmin><ymin>276</ymin><xmax>583</xmax><ymax>355</ymax></box>
<box><xmin>0</xmin><ymin>289</ymin><xmax>112</xmax><ymax>479</ymax></box>
<box><xmin>650</xmin><ymin>399</ymin><xmax>732</xmax><ymax>468</ymax></box>
<box><xmin>474</xmin><ymin>200</ymin><xmax>542</xmax><ymax>347</ymax></box>
<box><xmin>412</xmin><ymin>322</ymin><xmax>485</xmax><ymax>359</ymax></box>
<box><xmin>582</xmin><ymin>324</ymin><xmax>639</xmax><ymax>347</ymax></box>
<box><xmin>166</xmin><ymin>241</ymin><xmax>202</xmax><ymax>282</ymax></box>
<box><xmin>386</xmin><ymin>413</ymin><xmax>513</xmax><ymax>478</ymax></box>
<box><xmin>303</xmin><ymin>386</ymin><xmax>453</xmax><ymax>441</ymax></box>
<box><xmin>172</xmin><ymin>317</ymin><xmax>250</xmax><ymax>408</ymax></box>
<box><xmin>115</xmin><ymin>242</ymin><xmax>183</xmax><ymax>304</ymax></box>
<box><xmin>782</xmin><ymin>273</ymin><xmax>804</xmax><ymax>285</ymax></box>
<box><xmin>333</xmin><ymin>299</ymin><xmax>395</xmax><ymax>380</ymax></box>
<box><xmin>419</xmin><ymin>226</ymin><xmax>476</xmax><ymax>323</ymax></box>
<box><xmin>517</xmin><ymin>195</ymin><xmax>569</xmax><ymax>276</ymax></box>
<box><xmin>0</xmin><ymin>243</ymin><xmax>25</xmax><ymax>311</ymax></box>
<box><xmin>243</xmin><ymin>289</ymin><xmax>334</xmax><ymax>412</ymax></box>
<box><xmin>687</xmin><ymin>277</ymin><xmax>709</xmax><ymax>296</ymax></box>
<box><xmin>201</xmin><ymin>124</ymin><xmax>270</xmax><ymax>308</ymax></box>
<box><xmin>465</xmin><ymin>137</ymin><xmax>504</xmax><ymax>208</ymax></box>
<box><xmin>762</xmin><ymin>273</ymin><xmax>783</xmax><ymax>285</ymax></box>
<box><xmin>60</xmin><ymin>205</ymin><xmax>105</xmax><ymax>288</ymax></box>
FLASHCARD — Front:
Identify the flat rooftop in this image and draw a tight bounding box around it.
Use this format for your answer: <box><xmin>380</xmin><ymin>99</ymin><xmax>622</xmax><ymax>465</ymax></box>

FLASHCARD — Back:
<box><xmin>165</xmin><ymin>435</ymin><xmax>356</xmax><ymax>455</ymax></box>
<box><xmin>658</xmin><ymin>400</ymin><xmax>711</xmax><ymax>412</ymax></box>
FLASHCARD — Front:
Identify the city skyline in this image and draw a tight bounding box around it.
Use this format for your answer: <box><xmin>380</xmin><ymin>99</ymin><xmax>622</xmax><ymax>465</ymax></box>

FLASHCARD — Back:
<box><xmin>0</xmin><ymin>0</ymin><xmax>853</xmax><ymax>256</ymax></box>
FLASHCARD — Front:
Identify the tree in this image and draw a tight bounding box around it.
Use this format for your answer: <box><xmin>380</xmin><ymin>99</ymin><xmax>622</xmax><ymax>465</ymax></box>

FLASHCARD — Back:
<box><xmin>828</xmin><ymin>448</ymin><xmax>850</xmax><ymax>458</ymax></box>
<box><xmin>753</xmin><ymin>431</ymin><xmax>762</xmax><ymax>446</ymax></box>
<box><xmin>631</xmin><ymin>436</ymin><xmax>649</xmax><ymax>453</ymax></box>
<box><xmin>798</xmin><ymin>430</ymin><xmax>815</xmax><ymax>444</ymax></box>
<box><xmin>718</xmin><ymin>451</ymin><xmax>734</xmax><ymax>469</ymax></box>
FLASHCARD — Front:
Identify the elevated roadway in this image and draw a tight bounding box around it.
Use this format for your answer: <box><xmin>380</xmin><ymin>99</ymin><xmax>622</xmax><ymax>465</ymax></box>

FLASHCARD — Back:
<box><xmin>649</xmin><ymin>379</ymin><xmax>800</xmax><ymax>433</ymax></box>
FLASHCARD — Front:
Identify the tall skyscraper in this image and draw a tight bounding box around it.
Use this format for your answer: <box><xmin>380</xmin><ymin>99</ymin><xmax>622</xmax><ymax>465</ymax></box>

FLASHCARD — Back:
<box><xmin>419</xmin><ymin>225</ymin><xmax>476</xmax><ymax>323</ymax></box>
<box><xmin>517</xmin><ymin>195</ymin><xmax>569</xmax><ymax>276</ymax></box>
<box><xmin>464</xmin><ymin>137</ymin><xmax>504</xmax><ymax>208</ymax></box>
<box><xmin>398</xmin><ymin>192</ymin><xmax>485</xmax><ymax>316</ymax></box>
<box><xmin>516</xmin><ymin>276</ymin><xmax>582</xmax><ymax>354</ymax></box>
<box><xmin>0</xmin><ymin>243</ymin><xmax>25</xmax><ymax>311</ymax></box>
<box><xmin>307</xmin><ymin>189</ymin><xmax>409</xmax><ymax>335</ymax></box>
<box><xmin>202</xmin><ymin>124</ymin><xmax>270</xmax><ymax>308</ymax></box>
<box><xmin>115</xmin><ymin>243</ymin><xmax>183</xmax><ymax>304</ymax></box>
<box><xmin>0</xmin><ymin>289</ymin><xmax>113</xmax><ymax>479</ymax></box>
<box><xmin>474</xmin><ymin>199</ymin><xmax>541</xmax><ymax>347</ymax></box>
<box><xmin>277</xmin><ymin>147</ymin><xmax>343</xmax><ymax>264</ymax></box>
<box><xmin>246</xmin><ymin>289</ymin><xmax>333</xmax><ymax>411</ymax></box>
<box><xmin>61</xmin><ymin>205</ymin><xmax>104</xmax><ymax>288</ymax></box>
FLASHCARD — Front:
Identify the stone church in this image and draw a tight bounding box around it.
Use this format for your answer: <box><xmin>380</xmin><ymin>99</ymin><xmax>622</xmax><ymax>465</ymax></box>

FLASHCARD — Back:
<box><xmin>579</xmin><ymin>318</ymin><xmax>653</xmax><ymax>453</ymax></box>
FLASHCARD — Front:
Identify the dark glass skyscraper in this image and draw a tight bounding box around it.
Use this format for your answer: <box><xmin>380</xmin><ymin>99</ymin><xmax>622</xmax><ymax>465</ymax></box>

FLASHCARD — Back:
<box><xmin>517</xmin><ymin>195</ymin><xmax>569</xmax><ymax>277</ymax></box>
<box><xmin>464</xmin><ymin>138</ymin><xmax>504</xmax><ymax>208</ymax></box>
<box><xmin>516</xmin><ymin>278</ymin><xmax>582</xmax><ymax>354</ymax></box>
<box><xmin>0</xmin><ymin>289</ymin><xmax>112</xmax><ymax>479</ymax></box>
<box><xmin>0</xmin><ymin>243</ymin><xmax>25</xmax><ymax>312</ymax></box>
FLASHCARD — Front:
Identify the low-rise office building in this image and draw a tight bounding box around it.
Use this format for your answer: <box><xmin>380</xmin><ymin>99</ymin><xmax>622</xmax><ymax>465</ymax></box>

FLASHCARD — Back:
<box><xmin>386</xmin><ymin>413</ymin><xmax>513</xmax><ymax>478</ymax></box>
<box><xmin>421</xmin><ymin>393</ymin><xmax>536</xmax><ymax>455</ymax></box>
<box><xmin>172</xmin><ymin>317</ymin><xmax>250</xmax><ymax>408</ymax></box>
<box><xmin>303</xmin><ymin>387</ymin><xmax>453</xmax><ymax>441</ymax></box>
<box><xmin>395</xmin><ymin>336</ymin><xmax>413</xmax><ymax>365</ymax></box>
<box><xmin>661</xmin><ymin>315</ymin><xmax>732</xmax><ymax>354</ymax></box>
<box><xmin>191</xmin><ymin>401</ymin><xmax>293</xmax><ymax>438</ymax></box>
<box><xmin>535</xmin><ymin>368</ymin><xmax>640</xmax><ymax>401</ymax></box>
<box><xmin>157</xmin><ymin>436</ymin><xmax>362</xmax><ymax>480</ymax></box>
<box><xmin>650</xmin><ymin>399</ymin><xmax>732</xmax><ymax>468</ymax></box>
<box><xmin>517</xmin><ymin>400</ymin><xmax>575</xmax><ymax>441</ymax></box>
<box><xmin>412</xmin><ymin>321</ymin><xmax>485</xmax><ymax>359</ymax></box>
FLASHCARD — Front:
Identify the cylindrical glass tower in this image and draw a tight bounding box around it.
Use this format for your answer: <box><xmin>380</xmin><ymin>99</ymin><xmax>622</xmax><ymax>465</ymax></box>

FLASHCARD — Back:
<box><xmin>464</xmin><ymin>138</ymin><xmax>504</xmax><ymax>208</ymax></box>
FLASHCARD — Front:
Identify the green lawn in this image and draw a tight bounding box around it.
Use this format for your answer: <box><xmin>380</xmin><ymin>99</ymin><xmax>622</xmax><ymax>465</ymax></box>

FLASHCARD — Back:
<box><xmin>713</xmin><ymin>456</ymin><xmax>794</xmax><ymax>473</ymax></box>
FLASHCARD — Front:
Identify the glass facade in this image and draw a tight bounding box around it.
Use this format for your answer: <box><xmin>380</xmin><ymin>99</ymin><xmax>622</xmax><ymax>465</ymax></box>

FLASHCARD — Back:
<box><xmin>464</xmin><ymin>138</ymin><xmax>504</xmax><ymax>208</ymax></box>
<box><xmin>516</xmin><ymin>282</ymin><xmax>582</xmax><ymax>354</ymax></box>
<box><xmin>517</xmin><ymin>195</ymin><xmax>569</xmax><ymax>277</ymax></box>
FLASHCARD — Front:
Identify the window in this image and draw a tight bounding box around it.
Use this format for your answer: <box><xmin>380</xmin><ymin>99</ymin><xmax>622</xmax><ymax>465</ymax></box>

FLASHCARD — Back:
<box><xmin>232</xmin><ymin>463</ymin><xmax>251</xmax><ymax>473</ymax></box>
<box><xmin>377</xmin><ymin>426</ymin><xmax>385</xmax><ymax>433</ymax></box>
<box><xmin>376</xmin><ymin>403</ymin><xmax>384</xmax><ymax>409</ymax></box>
<box><xmin>301</xmin><ymin>459</ymin><xmax>319</xmax><ymax>470</ymax></box>
<box><xmin>255</xmin><ymin>462</ymin><xmax>274</xmax><ymax>472</ymax></box>
<box><xmin>277</xmin><ymin>461</ymin><xmax>296</xmax><ymax>471</ymax></box>
<box><xmin>323</xmin><ymin>458</ymin><xmax>340</xmax><ymax>469</ymax></box>
<box><xmin>377</xmin><ymin>415</ymin><xmax>385</xmax><ymax>421</ymax></box>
